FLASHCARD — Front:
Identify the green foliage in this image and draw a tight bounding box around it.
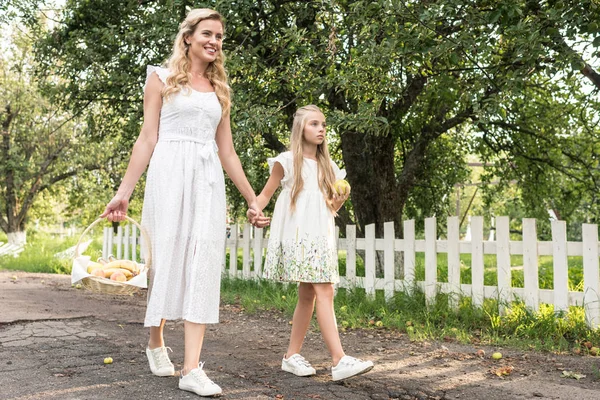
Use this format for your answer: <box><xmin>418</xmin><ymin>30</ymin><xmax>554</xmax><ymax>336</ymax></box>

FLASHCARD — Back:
<box><xmin>3</xmin><ymin>0</ymin><xmax>599</xmax><ymax>236</ymax></box>
<box><xmin>0</xmin><ymin>21</ymin><xmax>118</xmax><ymax>236</ymax></box>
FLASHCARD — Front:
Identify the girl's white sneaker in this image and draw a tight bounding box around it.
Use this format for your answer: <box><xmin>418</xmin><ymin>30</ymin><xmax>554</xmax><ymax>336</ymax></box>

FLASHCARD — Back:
<box><xmin>281</xmin><ymin>353</ymin><xmax>317</xmax><ymax>376</ymax></box>
<box><xmin>179</xmin><ymin>363</ymin><xmax>222</xmax><ymax>397</ymax></box>
<box><xmin>146</xmin><ymin>346</ymin><xmax>175</xmax><ymax>376</ymax></box>
<box><xmin>331</xmin><ymin>355</ymin><xmax>374</xmax><ymax>381</ymax></box>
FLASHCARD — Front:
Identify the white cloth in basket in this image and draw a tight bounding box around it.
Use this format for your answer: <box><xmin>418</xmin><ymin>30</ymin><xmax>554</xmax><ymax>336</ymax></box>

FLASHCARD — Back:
<box><xmin>141</xmin><ymin>66</ymin><xmax>226</xmax><ymax>327</ymax></box>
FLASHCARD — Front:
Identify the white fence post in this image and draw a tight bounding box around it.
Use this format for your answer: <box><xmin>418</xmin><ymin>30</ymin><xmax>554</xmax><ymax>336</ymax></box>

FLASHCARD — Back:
<box><xmin>447</xmin><ymin>216</ymin><xmax>460</xmax><ymax>310</ymax></box>
<box><xmin>102</xmin><ymin>226</ymin><xmax>109</xmax><ymax>259</ymax></box>
<box><xmin>116</xmin><ymin>225</ymin><xmax>123</xmax><ymax>259</ymax></box>
<box><xmin>242</xmin><ymin>223</ymin><xmax>251</xmax><ymax>279</ymax></box>
<box><xmin>425</xmin><ymin>217</ymin><xmax>437</xmax><ymax>306</ymax></box>
<box><xmin>123</xmin><ymin>224</ymin><xmax>130</xmax><ymax>260</ymax></box>
<box><xmin>583</xmin><ymin>224</ymin><xmax>600</xmax><ymax>328</ymax></box>
<box><xmin>131</xmin><ymin>225</ymin><xmax>138</xmax><ymax>262</ymax></box>
<box><xmin>523</xmin><ymin>218</ymin><xmax>540</xmax><ymax>311</ymax></box>
<box><xmin>471</xmin><ymin>216</ymin><xmax>484</xmax><ymax>307</ymax></box>
<box><xmin>107</xmin><ymin>227</ymin><xmax>113</xmax><ymax>258</ymax></box>
<box><xmin>403</xmin><ymin>219</ymin><xmax>416</xmax><ymax>293</ymax></box>
<box><xmin>345</xmin><ymin>225</ymin><xmax>357</xmax><ymax>287</ymax></box>
<box><xmin>383</xmin><ymin>221</ymin><xmax>395</xmax><ymax>300</ymax></box>
<box><xmin>552</xmin><ymin>220</ymin><xmax>569</xmax><ymax>312</ymax></box>
<box><xmin>496</xmin><ymin>216</ymin><xmax>511</xmax><ymax>314</ymax></box>
<box><xmin>365</xmin><ymin>224</ymin><xmax>376</xmax><ymax>299</ymax></box>
<box><xmin>253</xmin><ymin>227</ymin><xmax>264</xmax><ymax>280</ymax></box>
<box><xmin>229</xmin><ymin>224</ymin><xmax>239</xmax><ymax>278</ymax></box>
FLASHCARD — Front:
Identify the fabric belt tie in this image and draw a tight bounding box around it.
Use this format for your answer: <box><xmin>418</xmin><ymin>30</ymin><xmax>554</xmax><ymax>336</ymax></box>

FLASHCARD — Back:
<box><xmin>159</xmin><ymin>137</ymin><xmax>219</xmax><ymax>184</ymax></box>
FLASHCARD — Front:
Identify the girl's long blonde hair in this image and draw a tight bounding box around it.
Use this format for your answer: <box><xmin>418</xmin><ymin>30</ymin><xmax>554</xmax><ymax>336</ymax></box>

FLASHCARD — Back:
<box><xmin>162</xmin><ymin>8</ymin><xmax>231</xmax><ymax>117</ymax></box>
<box><xmin>289</xmin><ymin>105</ymin><xmax>337</xmax><ymax>214</ymax></box>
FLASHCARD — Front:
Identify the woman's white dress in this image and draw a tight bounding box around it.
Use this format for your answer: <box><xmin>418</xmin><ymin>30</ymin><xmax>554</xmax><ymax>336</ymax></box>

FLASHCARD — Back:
<box><xmin>263</xmin><ymin>151</ymin><xmax>346</xmax><ymax>283</ymax></box>
<box><xmin>141</xmin><ymin>66</ymin><xmax>226</xmax><ymax>327</ymax></box>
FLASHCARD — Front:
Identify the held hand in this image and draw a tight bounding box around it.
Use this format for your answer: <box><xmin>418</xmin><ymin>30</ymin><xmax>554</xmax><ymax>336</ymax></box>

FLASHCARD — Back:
<box><xmin>247</xmin><ymin>201</ymin><xmax>270</xmax><ymax>228</ymax></box>
<box><xmin>100</xmin><ymin>194</ymin><xmax>129</xmax><ymax>222</ymax></box>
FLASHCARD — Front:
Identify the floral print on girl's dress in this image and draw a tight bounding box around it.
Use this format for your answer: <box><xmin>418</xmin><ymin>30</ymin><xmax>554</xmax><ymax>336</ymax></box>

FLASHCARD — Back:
<box><xmin>264</xmin><ymin>236</ymin><xmax>339</xmax><ymax>284</ymax></box>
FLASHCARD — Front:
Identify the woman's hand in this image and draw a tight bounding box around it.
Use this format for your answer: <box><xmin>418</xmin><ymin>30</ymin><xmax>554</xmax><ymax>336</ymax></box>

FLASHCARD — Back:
<box><xmin>247</xmin><ymin>200</ymin><xmax>270</xmax><ymax>228</ymax></box>
<box><xmin>100</xmin><ymin>194</ymin><xmax>129</xmax><ymax>222</ymax></box>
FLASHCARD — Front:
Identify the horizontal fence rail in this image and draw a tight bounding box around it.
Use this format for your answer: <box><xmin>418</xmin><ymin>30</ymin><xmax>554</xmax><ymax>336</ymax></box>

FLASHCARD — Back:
<box><xmin>103</xmin><ymin>216</ymin><xmax>600</xmax><ymax>328</ymax></box>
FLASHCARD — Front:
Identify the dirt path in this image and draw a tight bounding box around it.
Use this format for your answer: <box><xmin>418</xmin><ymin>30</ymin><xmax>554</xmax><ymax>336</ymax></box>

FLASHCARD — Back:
<box><xmin>1</xmin><ymin>271</ymin><xmax>600</xmax><ymax>399</ymax></box>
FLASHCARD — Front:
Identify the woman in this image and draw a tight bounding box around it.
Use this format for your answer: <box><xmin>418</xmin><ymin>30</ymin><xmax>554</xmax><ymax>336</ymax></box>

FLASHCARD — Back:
<box><xmin>101</xmin><ymin>8</ymin><xmax>268</xmax><ymax>397</ymax></box>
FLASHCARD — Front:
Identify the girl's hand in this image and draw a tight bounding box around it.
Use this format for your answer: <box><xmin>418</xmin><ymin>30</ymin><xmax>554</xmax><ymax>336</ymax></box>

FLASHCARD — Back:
<box><xmin>247</xmin><ymin>201</ymin><xmax>270</xmax><ymax>228</ymax></box>
<box><xmin>332</xmin><ymin>190</ymin><xmax>350</xmax><ymax>211</ymax></box>
<box><xmin>100</xmin><ymin>194</ymin><xmax>129</xmax><ymax>222</ymax></box>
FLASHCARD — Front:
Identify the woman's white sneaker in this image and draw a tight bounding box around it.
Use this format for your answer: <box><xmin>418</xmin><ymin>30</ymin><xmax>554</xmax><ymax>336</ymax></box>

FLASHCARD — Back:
<box><xmin>179</xmin><ymin>363</ymin><xmax>222</xmax><ymax>397</ymax></box>
<box><xmin>281</xmin><ymin>353</ymin><xmax>316</xmax><ymax>376</ymax></box>
<box><xmin>331</xmin><ymin>355</ymin><xmax>373</xmax><ymax>381</ymax></box>
<box><xmin>146</xmin><ymin>346</ymin><xmax>175</xmax><ymax>376</ymax></box>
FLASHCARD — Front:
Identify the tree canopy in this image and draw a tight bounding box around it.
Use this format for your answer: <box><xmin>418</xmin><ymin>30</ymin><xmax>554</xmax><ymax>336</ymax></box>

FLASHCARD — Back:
<box><xmin>4</xmin><ymin>0</ymin><xmax>599</xmax><ymax>239</ymax></box>
<box><xmin>0</xmin><ymin>22</ymin><xmax>114</xmax><ymax>243</ymax></box>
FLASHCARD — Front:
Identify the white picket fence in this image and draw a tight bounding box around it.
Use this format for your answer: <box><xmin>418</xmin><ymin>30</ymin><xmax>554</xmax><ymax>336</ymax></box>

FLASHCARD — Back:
<box><xmin>102</xmin><ymin>224</ymin><xmax>143</xmax><ymax>262</ymax></box>
<box><xmin>103</xmin><ymin>216</ymin><xmax>600</xmax><ymax>328</ymax></box>
<box><xmin>0</xmin><ymin>242</ymin><xmax>25</xmax><ymax>258</ymax></box>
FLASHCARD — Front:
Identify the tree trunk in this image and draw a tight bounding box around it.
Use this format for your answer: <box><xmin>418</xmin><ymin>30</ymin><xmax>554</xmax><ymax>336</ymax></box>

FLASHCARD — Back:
<box><xmin>340</xmin><ymin>130</ymin><xmax>402</xmax><ymax>240</ymax></box>
<box><xmin>7</xmin><ymin>231</ymin><xmax>26</xmax><ymax>246</ymax></box>
<box><xmin>339</xmin><ymin>130</ymin><xmax>403</xmax><ymax>276</ymax></box>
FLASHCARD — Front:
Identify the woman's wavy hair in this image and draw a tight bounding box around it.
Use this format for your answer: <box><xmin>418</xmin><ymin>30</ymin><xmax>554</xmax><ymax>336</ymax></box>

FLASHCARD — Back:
<box><xmin>162</xmin><ymin>8</ymin><xmax>231</xmax><ymax>117</ymax></box>
<box><xmin>289</xmin><ymin>105</ymin><xmax>337</xmax><ymax>214</ymax></box>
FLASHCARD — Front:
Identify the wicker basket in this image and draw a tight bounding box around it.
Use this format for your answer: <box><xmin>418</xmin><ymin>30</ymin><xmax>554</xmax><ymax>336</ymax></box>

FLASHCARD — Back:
<box><xmin>73</xmin><ymin>216</ymin><xmax>152</xmax><ymax>296</ymax></box>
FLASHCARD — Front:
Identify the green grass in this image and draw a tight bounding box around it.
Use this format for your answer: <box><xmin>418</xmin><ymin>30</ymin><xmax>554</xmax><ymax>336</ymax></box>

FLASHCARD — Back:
<box><xmin>0</xmin><ymin>232</ymin><xmax>80</xmax><ymax>274</ymax></box>
<box><xmin>220</xmin><ymin>276</ymin><xmax>600</xmax><ymax>353</ymax></box>
<box><xmin>408</xmin><ymin>253</ymin><xmax>583</xmax><ymax>291</ymax></box>
<box><xmin>3</xmin><ymin>234</ymin><xmax>598</xmax><ymax>352</ymax></box>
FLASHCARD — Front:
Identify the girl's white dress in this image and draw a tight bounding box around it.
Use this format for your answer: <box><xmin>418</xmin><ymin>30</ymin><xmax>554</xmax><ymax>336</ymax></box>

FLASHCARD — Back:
<box><xmin>141</xmin><ymin>66</ymin><xmax>226</xmax><ymax>327</ymax></box>
<box><xmin>263</xmin><ymin>151</ymin><xmax>346</xmax><ymax>283</ymax></box>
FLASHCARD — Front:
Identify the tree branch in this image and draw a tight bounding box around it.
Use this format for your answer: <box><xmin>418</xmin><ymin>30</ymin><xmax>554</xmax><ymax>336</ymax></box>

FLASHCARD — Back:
<box><xmin>525</xmin><ymin>0</ymin><xmax>600</xmax><ymax>90</ymax></box>
<box><xmin>39</xmin><ymin>164</ymin><xmax>102</xmax><ymax>192</ymax></box>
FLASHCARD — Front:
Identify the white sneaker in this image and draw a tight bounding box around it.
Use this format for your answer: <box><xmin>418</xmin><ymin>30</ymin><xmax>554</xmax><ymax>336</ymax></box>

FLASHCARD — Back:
<box><xmin>281</xmin><ymin>353</ymin><xmax>316</xmax><ymax>377</ymax></box>
<box><xmin>146</xmin><ymin>346</ymin><xmax>175</xmax><ymax>376</ymax></box>
<box><xmin>331</xmin><ymin>355</ymin><xmax>374</xmax><ymax>381</ymax></box>
<box><xmin>179</xmin><ymin>363</ymin><xmax>222</xmax><ymax>397</ymax></box>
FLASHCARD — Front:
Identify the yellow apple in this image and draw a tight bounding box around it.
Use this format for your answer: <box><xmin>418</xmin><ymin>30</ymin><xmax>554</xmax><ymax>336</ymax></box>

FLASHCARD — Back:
<box><xmin>104</xmin><ymin>357</ymin><xmax>113</xmax><ymax>364</ymax></box>
<box><xmin>492</xmin><ymin>352</ymin><xmax>502</xmax><ymax>360</ymax></box>
<box><xmin>333</xmin><ymin>179</ymin><xmax>351</xmax><ymax>195</ymax></box>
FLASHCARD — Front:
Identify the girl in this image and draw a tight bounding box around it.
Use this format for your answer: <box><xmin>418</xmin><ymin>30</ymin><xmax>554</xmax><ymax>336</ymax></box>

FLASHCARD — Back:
<box><xmin>249</xmin><ymin>105</ymin><xmax>374</xmax><ymax>381</ymax></box>
<box><xmin>102</xmin><ymin>9</ymin><xmax>267</xmax><ymax>397</ymax></box>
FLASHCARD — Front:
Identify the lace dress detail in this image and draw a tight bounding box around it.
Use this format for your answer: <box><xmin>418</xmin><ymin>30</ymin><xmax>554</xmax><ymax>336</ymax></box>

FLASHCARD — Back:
<box><xmin>263</xmin><ymin>151</ymin><xmax>346</xmax><ymax>283</ymax></box>
<box><xmin>141</xmin><ymin>66</ymin><xmax>226</xmax><ymax>326</ymax></box>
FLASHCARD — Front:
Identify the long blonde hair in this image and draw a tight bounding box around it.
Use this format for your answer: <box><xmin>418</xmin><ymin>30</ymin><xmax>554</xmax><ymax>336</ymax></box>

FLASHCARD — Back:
<box><xmin>289</xmin><ymin>105</ymin><xmax>337</xmax><ymax>214</ymax></box>
<box><xmin>163</xmin><ymin>8</ymin><xmax>231</xmax><ymax>117</ymax></box>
